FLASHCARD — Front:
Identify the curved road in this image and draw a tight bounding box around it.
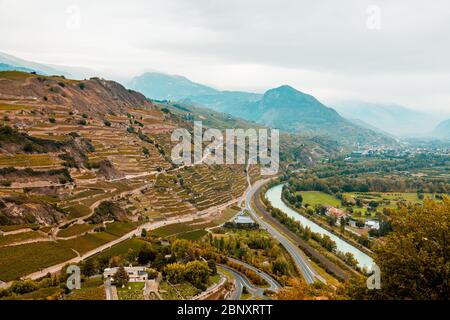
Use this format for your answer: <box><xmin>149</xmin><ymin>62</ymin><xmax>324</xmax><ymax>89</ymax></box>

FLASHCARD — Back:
<box><xmin>226</xmin><ymin>257</ymin><xmax>281</xmax><ymax>292</ymax></box>
<box><xmin>244</xmin><ymin>179</ymin><xmax>319</xmax><ymax>284</ymax></box>
<box><xmin>219</xmin><ymin>258</ymin><xmax>281</xmax><ymax>300</ymax></box>
<box><xmin>219</xmin><ymin>265</ymin><xmax>265</xmax><ymax>300</ymax></box>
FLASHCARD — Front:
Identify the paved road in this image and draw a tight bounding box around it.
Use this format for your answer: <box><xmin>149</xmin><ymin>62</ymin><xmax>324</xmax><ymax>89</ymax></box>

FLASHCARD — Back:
<box><xmin>218</xmin><ymin>265</ymin><xmax>259</xmax><ymax>300</ymax></box>
<box><xmin>244</xmin><ymin>179</ymin><xmax>318</xmax><ymax>284</ymax></box>
<box><xmin>226</xmin><ymin>257</ymin><xmax>281</xmax><ymax>292</ymax></box>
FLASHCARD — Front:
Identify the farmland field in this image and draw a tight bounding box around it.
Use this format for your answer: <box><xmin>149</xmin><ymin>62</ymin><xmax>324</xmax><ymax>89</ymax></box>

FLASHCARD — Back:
<box><xmin>299</xmin><ymin>191</ymin><xmax>341</xmax><ymax>207</ymax></box>
<box><xmin>176</xmin><ymin>229</ymin><xmax>208</xmax><ymax>241</ymax></box>
<box><xmin>0</xmin><ymin>231</ymin><xmax>46</xmax><ymax>246</ymax></box>
<box><xmin>0</xmin><ymin>154</ymin><xmax>57</xmax><ymax>167</ymax></box>
<box><xmin>104</xmin><ymin>221</ymin><xmax>139</xmax><ymax>237</ymax></box>
<box><xmin>60</xmin><ymin>232</ymin><xmax>117</xmax><ymax>255</ymax></box>
<box><xmin>86</xmin><ymin>238</ymin><xmax>148</xmax><ymax>262</ymax></box>
<box><xmin>64</xmin><ymin>204</ymin><xmax>91</xmax><ymax>219</ymax></box>
<box><xmin>0</xmin><ymin>242</ymin><xmax>77</xmax><ymax>281</ymax></box>
<box><xmin>57</xmin><ymin>224</ymin><xmax>94</xmax><ymax>238</ymax></box>
<box><xmin>152</xmin><ymin>220</ymin><xmax>215</xmax><ymax>238</ymax></box>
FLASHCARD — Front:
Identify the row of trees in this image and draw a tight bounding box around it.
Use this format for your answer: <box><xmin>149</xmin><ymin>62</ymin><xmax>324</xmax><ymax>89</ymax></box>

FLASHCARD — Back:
<box><xmin>267</xmin><ymin>204</ymin><xmax>337</xmax><ymax>253</ymax></box>
<box><xmin>287</xmin><ymin>174</ymin><xmax>448</xmax><ymax>195</ymax></box>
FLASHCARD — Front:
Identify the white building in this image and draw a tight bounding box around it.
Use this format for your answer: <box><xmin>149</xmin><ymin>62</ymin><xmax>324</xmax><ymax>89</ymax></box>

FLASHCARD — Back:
<box><xmin>103</xmin><ymin>266</ymin><xmax>148</xmax><ymax>282</ymax></box>
<box><xmin>365</xmin><ymin>220</ymin><xmax>380</xmax><ymax>230</ymax></box>
<box><xmin>233</xmin><ymin>214</ymin><xmax>254</xmax><ymax>226</ymax></box>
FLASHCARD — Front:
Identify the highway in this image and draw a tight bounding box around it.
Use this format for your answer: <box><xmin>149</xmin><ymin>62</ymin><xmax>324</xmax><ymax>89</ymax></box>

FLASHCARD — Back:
<box><xmin>226</xmin><ymin>257</ymin><xmax>281</xmax><ymax>292</ymax></box>
<box><xmin>244</xmin><ymin>179</ymin><xmax>318</xmax><ymax>284</ymax></box>
<box><xmin>218</xmin><ymin>265</ymin><xmax>267</xmax><ymax>300</ymax></box>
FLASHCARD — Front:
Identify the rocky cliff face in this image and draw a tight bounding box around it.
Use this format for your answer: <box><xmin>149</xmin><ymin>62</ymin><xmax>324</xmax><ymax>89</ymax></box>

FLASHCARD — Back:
<box><xmin>0</xmin><ymin>72</ymin><xmax>153</xmax><ymax>116</ymax></box>
<box><xmin>0</xmin><ymin>195</ymin><xmax>66</xmax><ymax>226</ymax></box>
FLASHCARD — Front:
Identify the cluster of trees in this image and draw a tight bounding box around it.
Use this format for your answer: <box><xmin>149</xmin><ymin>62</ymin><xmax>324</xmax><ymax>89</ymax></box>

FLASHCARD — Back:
<box><xmin>78</xmin><ymin>242</ymin><xmax>160</xmax><ymax>278</ymax></box>
<box><xmin>164</xmin><ymin>260</ymin><xmax>215</xmax><ymax>290</ymax></box>
<box><xmin>287</xmin><ymin>174</ymin><xmax>448</xmax><ymax>195</ymax></box>
<box><xmin>282</xmin><ymin>187</ymin><xmax>303</xmax><ymax>208</ymax></box>
<box><xmin>206</xmin><ymin>229</ymin><xmax>291</xmax><ymax>281</ymax></box>
<box><xmin>346</xmin><ymin>196</ymin><xmax>450</xmax><ymax>300</ymax></box>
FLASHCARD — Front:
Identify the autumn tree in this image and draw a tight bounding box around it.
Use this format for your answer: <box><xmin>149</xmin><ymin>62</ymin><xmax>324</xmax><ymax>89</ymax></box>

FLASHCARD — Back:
<box><xmin>346</xmin><ymin>196</ymin><xmax>450</xmax><ymax>300</ymax></box>
<box><xmin>165</xmin><ymin>263</ymin><xmax>186</xmax><ymax>284</ymax></box>
<box><xmin>184</xmin><ymin>260</ymin><xmax>211</xmax><ymax>290</ymax></box>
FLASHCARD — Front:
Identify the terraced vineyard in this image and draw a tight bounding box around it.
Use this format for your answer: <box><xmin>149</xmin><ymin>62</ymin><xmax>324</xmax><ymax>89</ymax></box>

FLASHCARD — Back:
<box><xmin>0</xmin><ymin>71</ymin><xmax>257</xmax><ymax>282</ymax></box>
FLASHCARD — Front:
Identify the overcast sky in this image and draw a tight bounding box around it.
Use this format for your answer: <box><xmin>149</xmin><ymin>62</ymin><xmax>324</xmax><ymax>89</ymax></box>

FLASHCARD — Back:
<box><xmin>1</xmin><ymin>0</ymin><xmax>449</xmax><ymax>114</ymax></box>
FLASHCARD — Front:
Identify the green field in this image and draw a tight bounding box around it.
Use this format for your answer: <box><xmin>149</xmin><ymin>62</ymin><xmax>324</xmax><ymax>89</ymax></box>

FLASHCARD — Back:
<box><xmin>104</xmin><ymin>221</ymin><xmax>138</xmax><ymax>237</ymax></box>
<box><xmin>64</xmin><ymin>204</ymin><xmax>91</xmax><ymax>219</ymax></box>
<box><xmin>57</xmin><ymin>224</ymin><xmax>94</xmax><ymax>238</ymax></box>
<box><xmin>60</xmin><ymin>232</ymin><xmax>117</xmax><ymax>255</ymax></box>
<box><xmin>87</xmin><ymin>238</ymin><xmax>148</xmax><ymax>262</ymax></box>
<box><xmin>0</xmin><ymin>242</ymin><xmax>77</xmax><ymax>281</ymax></box>
<box><xmin>299</xmin><ymin>191</ymin><xmax>341</xmax><ymax>207</ymax></box>
<box><xmin>152</xmin><ymin>220</ymin><xmax>215</xmax><ymax>238</ymax></box>
<box><xmin>176</xmin><ymin>229</ymin><xmax>208</xmax><ymax>241</ymax></box>
<box><xmin>0</xmin><ymin>231</ymin><xmax>45</xmax><ymax>247</ymax></box>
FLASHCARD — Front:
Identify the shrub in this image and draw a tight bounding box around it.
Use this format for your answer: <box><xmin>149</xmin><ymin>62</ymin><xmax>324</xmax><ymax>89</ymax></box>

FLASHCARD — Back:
<box><xmin>10</xmin><ymin>280</ymin><xmax>39</xmax><ymax>295</ymax></box>
<box><xmin>0</xmin><ymin>180</ymin><xmax>12</xmax><ymax>187</ymax></box>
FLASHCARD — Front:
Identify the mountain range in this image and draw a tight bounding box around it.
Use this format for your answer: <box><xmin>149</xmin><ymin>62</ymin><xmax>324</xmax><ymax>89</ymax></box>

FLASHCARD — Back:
<box><xmin>0</xmin><ymin>51</ymin><xmax>443</xmax><ymax>143</ymax></box>
<box><xmin>332</xmin><ymin>101</ymin><xmax>442</xmax><ymax>137</ymax></box>
<box><xmin>432</xmin><ymin>119</ymin><xmax>450</xmax><ymax>139</ymax></box>
<box><xmin>129</xmin><ymin>72</ymin><xmax>396</xmax><ymax>147</ymax></box>
<box><xmin>0</xmin><ymin>51</ymin><xmax>96</xmax><ymax>79</ymax></box>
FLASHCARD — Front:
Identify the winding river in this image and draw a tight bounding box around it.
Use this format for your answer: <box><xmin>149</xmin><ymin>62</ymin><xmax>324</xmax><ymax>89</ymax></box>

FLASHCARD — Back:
<box><xmin>265</xmin><ymin>184</ymin><xmax>374</xmax><ymax>269</ymax></box>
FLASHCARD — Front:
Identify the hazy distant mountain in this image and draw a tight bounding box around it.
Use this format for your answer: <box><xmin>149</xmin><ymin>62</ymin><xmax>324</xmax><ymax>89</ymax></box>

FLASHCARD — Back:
<box><xmin>332</xmin><ymin>101</ymin><xmax>440</xmax><ymax>137</ymax></box>
<box><xmin>0</xmin><ymin>63</ymin><xmax>36</xmax><ymax>73</ymax></box>
<box><xmin>181</xmin><ymin>91</ymin><xmax>262</xmax><ymax>119</ymax></box>
<box><xmin>0</xmin><ymin>51</ymin><xmax>70</xmax><ymax>76</ymax></box>
<box><xmin>248</xmin><ymin>85</ymin><xmax>342</xmax><ymax>130</ymax></box>
<box><xmin>347</xmin><ymin>118</ymin><xmax>394</xmax><ymax>137</ymax></box>
<box><xmin>187</xmin><ymin>84</ymin><xmax>394</xmax><ymax>145</ymax></box>
<box><xmin>432</xmin><ymin>119</ymin><xmax>450</xmax><ymax>139</ymax></box>
<box><xmin>129</xmin><ymin>72</ymin><xmax>395</xmax><ymax>146</ymax></box>
<box><xmin>129</xmin><ymin>72</ymin><xmax>219</xmax><ymax>101</ymax></box>
<box><xmin>238</xmin><ymin>85</ymin><xmax>395</xmax><ymax>146</ymax></box>
<box><xmin>0</xmin><ymin>52</ymin><xmax>97</xmax><ymax>79</ymax></box>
